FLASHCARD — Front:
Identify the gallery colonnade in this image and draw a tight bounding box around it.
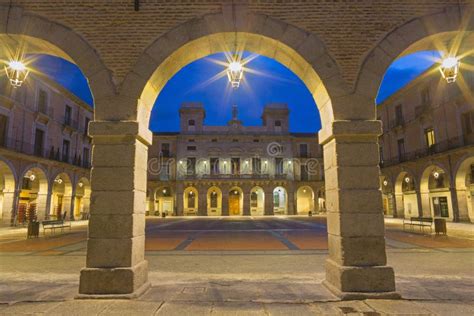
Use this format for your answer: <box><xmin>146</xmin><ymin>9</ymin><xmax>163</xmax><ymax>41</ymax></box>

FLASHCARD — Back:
<box><xmin>0</xmin><ymin>156</ymin><xmax>91</xmax><ymax>224</ymax></box>
<box><xmin>0</xmin><ymin>3</ymin><xmax>472</xmax><ymax>300</ymax></box>
<box><xmin>147</xmin><ymin>183</ymin><xmax>322</xmax><ymax>217</ymax></box>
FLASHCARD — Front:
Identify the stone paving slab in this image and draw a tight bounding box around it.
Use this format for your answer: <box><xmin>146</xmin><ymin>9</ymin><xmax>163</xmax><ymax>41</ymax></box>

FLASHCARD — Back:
<box><xmin>1</xmin><ymin>299</ymin><xmax>473</xmax><ymax>315</ymax></box>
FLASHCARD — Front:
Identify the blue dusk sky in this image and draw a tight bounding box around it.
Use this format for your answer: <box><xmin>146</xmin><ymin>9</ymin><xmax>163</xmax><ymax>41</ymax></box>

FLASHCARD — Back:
<box><xmin>32</xmin><ymin>50</ymin><xmax>440</xmax><ymax>133</ymax></box>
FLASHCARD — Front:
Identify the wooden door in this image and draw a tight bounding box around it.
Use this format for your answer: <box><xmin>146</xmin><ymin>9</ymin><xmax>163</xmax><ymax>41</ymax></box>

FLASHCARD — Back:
<box><xmin>229</xmin><ymin>194</ymin><xmax>240</xmax><ymax>215</ymax></box>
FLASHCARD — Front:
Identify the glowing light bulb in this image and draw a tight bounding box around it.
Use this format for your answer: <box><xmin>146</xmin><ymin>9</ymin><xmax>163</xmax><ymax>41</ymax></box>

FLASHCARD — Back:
<box><xmin>227</xmin><ymin>60</ymin><xmax>244</xmax><ymax>89</ymax></box>
<box><xmin>4</xmin><ymin>60</ymin><xmax>29</xmax><ymax>88</ymax></box>
<box><xmin>439</xmin><ymin>56</ymin><xmax>459</xmax><ymax>83</ymax></box>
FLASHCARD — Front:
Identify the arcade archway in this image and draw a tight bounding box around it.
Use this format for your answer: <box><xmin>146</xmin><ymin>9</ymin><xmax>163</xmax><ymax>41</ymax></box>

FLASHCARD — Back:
<box><xmin>228</xmin><ymin>187</ymin><xmax>243</xmax><ymax>216</ymax></box>
<box><xmin>455</xmin><ymin>156</ymin><xmax>474</xmax><ymax>222</ymax></box>
<box><xmin>273</xmin><ymin>186</ymin><xmax>288</xmax><ymax>215</ymax></box>
<box><xmin>0</xmin><ymin>159</ymin><xmax>16</xmax><ymax>224</ymax></box>
<box><xmin>296</xmin><ymin>186</ymin><xmax>314</xmax><ymax>215</ymax></box>
<box><xmin>18</xmin><ymin>166</ymin><xmax>48</xmax><ymax>224</ymax></box>
<box><xmin>207</xmin><ymin>186</ymin><xmax>222</xmax><ymax>216</ymax></box>
<box><xmin>74</xmin><ymin>178</ymin><xmax>91</xmax><ymax>220</ymax></box>
<box><xmin>250</xmin><ymin>186</ymin><xmax>264</xmax><ymax>216</ymax></box>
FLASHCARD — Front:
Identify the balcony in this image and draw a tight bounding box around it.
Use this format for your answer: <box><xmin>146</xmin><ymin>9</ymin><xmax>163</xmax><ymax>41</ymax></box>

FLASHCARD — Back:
<box><xmin>380</xmin><ymin>135</ymin><xmax>474</xmax><ymax>168</ymax></box>
<box><xmin>415</xmin><ymin>104</ymin><xmax>431</xmax><ymax>118</ymax></box>
<box><xmin>62</xmin><ymin>117</ymin><xmax>79</xmax><ymax>133</ymax></box>
<box><xmin>36</xmin><ymin>104</ymin><xmax>54</xmax><ymax>124</ymax></box>
<box><xmin>0</xmin><ymin>137</ymin><xmax>91</xmax><ymax>169</ymax></box>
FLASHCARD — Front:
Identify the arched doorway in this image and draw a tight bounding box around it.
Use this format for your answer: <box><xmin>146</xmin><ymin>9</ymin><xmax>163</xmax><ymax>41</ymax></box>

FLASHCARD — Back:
<box><xmin>207</xmin><ymin>186</ymin><xmax>222</xmax><ymax>216</ymax></box>
<box><xmin>183</xmin><ymin>187</ymin><xmax>198</xmax><ymax>216</ymax></box>
<box><xmin>296</xmin><ymin>186</ymin><xmax>314</xmax><ymax>215</ymax></box>
<box><xmin>380</xmin><ymin>176</ymin><xmax>395</xmax><ymax>216</ymax></box>
<box><xmin>420</xmin><ymin>165</ymin><xmax>452</xmax><ymax>220</ymax></box>
<box><xmin>50</xmin><ymin>173</ymin><xmax>73</xmax><ymax>220</ymax></box>
<box><xmin>18</xmin><ymin>166</ymin><xmax>48</xmax><ymax>224</ymax></box>
<box><xmin>0</xmin><ymin>159</ymin><xmax>16</xmax><ymax>224</ymax></box>
<box><xmin>155</xmin><ymin>186</ymin><xmax>174</xmax><ymax>216</ymax></box>
<box><xmin>395</xmin><ymin>171</ymin><xmax>418</xmax><ymax>219</ymax></box>
<box><xmin>74</xmin><ymin>178</ymin><xmax>91</xmax><ymax>220</ymax></box>
<box><xmin>455</xmin><ymin>157</ymin><xmax>474</xmax><ymax>222</ymax></box>
<box><xmin>250</xmin><ymin>186</ymin><xmax>264</xmax><ymax>216</ymax></box>
<box><xmin>228</xmin><ymin>187</ymin><xmax>243</xmax><ymax>216</ymax></box>
<box><xmin>273</xmin><ymin>186</ymin><xmax>288</xmax><ymax>215</ymax></box>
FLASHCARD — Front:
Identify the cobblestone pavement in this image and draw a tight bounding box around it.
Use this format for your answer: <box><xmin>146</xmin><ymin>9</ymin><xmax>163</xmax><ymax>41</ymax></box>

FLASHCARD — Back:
<box><xmin>0</xmin><ymin>217</ymin><xmax>473</xmax><ymax>314</ymax></box>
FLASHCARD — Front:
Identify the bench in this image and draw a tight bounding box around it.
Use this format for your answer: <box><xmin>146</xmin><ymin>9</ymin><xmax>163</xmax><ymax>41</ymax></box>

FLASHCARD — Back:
<box><xmin>42</xmin><ymin>219</ymin><xmax>71</xmax><ymax>236</ymax></box>
<box><xmin>403</xmin><ymin>217</ymin><xmax>433</xmax><ymax>234</ymax></box>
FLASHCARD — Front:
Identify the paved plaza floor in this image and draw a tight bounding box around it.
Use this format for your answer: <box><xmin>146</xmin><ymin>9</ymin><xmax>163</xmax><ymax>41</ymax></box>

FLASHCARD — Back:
<box><xmin>0</xmin><ymin>216</ymin><xmax>473</xmax><ymax>315</ymax></box>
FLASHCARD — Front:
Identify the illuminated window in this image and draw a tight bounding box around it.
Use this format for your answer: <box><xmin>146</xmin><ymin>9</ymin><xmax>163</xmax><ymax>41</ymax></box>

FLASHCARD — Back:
<box><xmin>425</xmin><ymin>128</ymin><xmax>435</xmax><ymax>148</ymax></box>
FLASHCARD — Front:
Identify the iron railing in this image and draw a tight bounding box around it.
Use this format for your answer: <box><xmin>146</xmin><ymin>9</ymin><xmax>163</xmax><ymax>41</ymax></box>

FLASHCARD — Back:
<box><xmin>380</xmin><ymin>135</ymin><xmax>474</xmax><ymax>167</ymax></box>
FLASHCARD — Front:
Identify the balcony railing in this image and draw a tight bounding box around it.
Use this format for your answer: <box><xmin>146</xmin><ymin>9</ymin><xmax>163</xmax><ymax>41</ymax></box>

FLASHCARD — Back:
<box><xmin>0</xmin><ymin>137</ymin><xmax>91</xmax><ymax>169</ymax></box>
<box><xmin>62</xmin><ymin>117</ymin><xmax>79</xmax><ymax>130</ymax></box>
<box><xmin>37</xmin><ymin>104</ymin><xmax>54</xmax><ymax>117</ymax></box>
<box><xmin>380</xmin><ymin>135</ymin><xmax>474</xmax><ymax>167</ymax></box>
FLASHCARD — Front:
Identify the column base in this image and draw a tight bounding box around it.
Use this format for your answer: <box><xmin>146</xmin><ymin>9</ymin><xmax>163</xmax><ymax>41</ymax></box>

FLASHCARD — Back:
<box><xmin>78</xmin><ymin>260</ymin><xmax>149</xmax><ymax>298</ymax></box>
<box><xmin>323</xmin><ymin>259</ymin><xmax>400</xmax><ymax>300</ymax></box>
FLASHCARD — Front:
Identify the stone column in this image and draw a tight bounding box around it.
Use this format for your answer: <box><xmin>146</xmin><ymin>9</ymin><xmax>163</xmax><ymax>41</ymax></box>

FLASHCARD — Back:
<box><xmin>264</xmin><ymin>190</ymin><xmax>274</xmax><ymax>215</ymax></box>
<box><xmin>449</xmin><ymin>186</ymin><xmax>461</xmax><ymax>222</ymax></box>
<box><xmin>221</xmin><ymin>192</ymin><xmax>229</xmax><ymax>216</ymax></box>
<box><xmin>1</xmin><ymin>190</ymin><xmax>16</xmax><ymax>225</ymax></box>
<box><xmin>415</xmin><ymin>190</ymin><xmax>424</xmax><ymax>217</ymax></box>
<box><xmin>79</xmin><ymin>121</ymin><xmax>150</xmax><ymax>298</ymax></box>
<box><xmin>321</xmin><ymin>120</ymin><xmax>398</xmax><ymax>299</ymax></box>
<box><xmin>175</xmin><ymin>183</ymin><xmax>184</xmax><ymax>216</ymax></box>
<box><xmin>287</xmin><ymin>189</ymin><xmax>295</xmax><ymax>215</ymax></box>
<box><xmin>390</xmin><ymin>193</ymin><xmax>398</xmax><ymax>218</ymax></box>
<box><xmin>242</xmin><ymin>186</ymin><xmax>251</xmax><ymax>216</ymax></box>
<box><xmin>198</xmin><ymin>190</ymin><xmax>207</xmax><ymax>216</ymax></box>
<box><xmin>37</xmin><ymin>189</ymin><xmax>50</xmax><ymax>221</ymax></box>
<box><xmin>395</xmin><ymin>193</ymin><xmax>404</xmax><ymax>218</ymax></box>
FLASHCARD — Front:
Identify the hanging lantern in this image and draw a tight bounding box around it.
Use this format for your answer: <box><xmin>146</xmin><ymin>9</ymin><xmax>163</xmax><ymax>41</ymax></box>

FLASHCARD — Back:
<box><xmin>29</xmin><ymin>174</ymin><xmax>36</xmax><ymax>181</ymax></box>
<box><xmin>55</xmin><ymin>177</ymin><xmax>63</xmax><ymax>184</ymax></box>
<box><xmin>383</xmin><ymin>180</ymin><xmax>388</xmax><ymax>186</ymax></box>
<box><xmin>4</xmin><ymin>60</ymin><xmax>29</xmax><ymax>88</ymax></box>
<box><xmin>404</xmin><ymin>177</ymin><xmax>410</xmax><ymax>183</ymax></box>
<box><xmin>227</xmin><ymin>60</ymin><xmax>243</xmax><ymax>89</ymax></box>
<box><xmin>78</xmin><ymin>182</ymin><xmax>84</xmax><ymax>188</ymax></box>
<box><xmin>439</xmin><ymin>56</ymin><xmax>459</xmax><ymax>83</ymax></box>
<box><xmin>433</xmin><ymin>171</ymin><xmax>440</xmax><ymax>179</ymax></box>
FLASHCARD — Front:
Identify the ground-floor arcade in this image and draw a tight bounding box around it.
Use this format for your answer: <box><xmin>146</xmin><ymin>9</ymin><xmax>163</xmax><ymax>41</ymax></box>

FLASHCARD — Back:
<box><xmin>0</xmin><ymin>152</ymin><xmax>91</xmax><ymax>225</ymax></box>
<box><xmin>146</xmin><ymin>180</ymin><xmax>325</xmax><ymax>217</ymax></box>
<box><xmin>381</xmin><ymin>151</ymin><xmax>474</xmax><ymax>222</ymax></box>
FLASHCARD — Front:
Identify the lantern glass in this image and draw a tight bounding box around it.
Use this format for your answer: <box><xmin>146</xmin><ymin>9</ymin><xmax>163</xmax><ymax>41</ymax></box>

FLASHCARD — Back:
<box><xmin>439</xmin><ymin>56</ymin><xmax>459</xmax><ymax>83</ymax></box>
<box><xmin>227</xmin><ymin>60</ymin><xmax>243</xmax><ymax>89</ymax></box>
<box><xmin>4</xmin><ymin>60</ymin><xmax>29</xmax><ymax>88</ymax></box>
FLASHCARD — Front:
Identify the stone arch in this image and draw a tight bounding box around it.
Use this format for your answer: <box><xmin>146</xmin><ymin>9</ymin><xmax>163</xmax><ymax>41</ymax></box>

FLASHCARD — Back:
<box><xmin>74</xmin><ymin>177</ymin><xmax>91</xmax><ymax>220</ymax></box>
<box><xmin>355</xmin><ymin>5</ymin><xmax>473</xmax><ymax>103</ymax></box>
<box><xmin>394</xmin><ymin>170</ymin><xmax>419</xmax><ymax>218</ymax></box>
<box><xmin>380</xmin><ymin>174</ymin><xmax>396</xmax><ymax>217</ymax></box>
<box><xmin>0</xmin><ymin>5</ymin><xmax>115</xmax><ymax>106</ymax></box>
<box><xmin>454</xmin><ymin>155</ymin><xmax>474</xmax><ymax>222</ymax></box>
<box><xmin>250</xmin><ymin>186</ymin><xmax>264</xmax><ymax>216</ymax></box>
<box><xmin>0</xmin><ymin>157</ymin><xmax>16</xmax><ymax>224</ymax></box>
<box><xmin>228</xmin><ymin>186</ymin><xmax>243</xmax><ymax>216</ymax></box>
<box><xmin>273</xmin><ymin>186</ymin><xmax>288</xmax><ymax>215</ymax></box>
<box><xmin>183</xmin><ymin>186</ymin><xmax>198</xmax><ymax>216</ymax></box>
<box><xmin>296</xmin><ymin>185</ymin><xmax>314</xmax><ymax>215</ymax></box>
<box><xmin>18</xmin><ymin>164</ymin><xmax>48</xmax><ymax>223</ymax></box>
<box><xmin>120</xmin><ymin>12</ymin><xmax>353</xmax><ymax>137</ymax></box>
<box><xmin>50</xmin><ymin>172</ymin><xmax>73</xmax><ymax>220</ymax></box>
<box><xmin>153</xmin><ymin>185</ymin><xmax>173</xmax><ymax>217</ymax></box>
<box><xmin>206</xmin><ymin>186</ymin><xmax>222</xmax><ymax>216</ymax></box>
<box><xmin>420</xmin><ymin>164</ymin><xmax>453</xmax><ymax>219</ymax></box>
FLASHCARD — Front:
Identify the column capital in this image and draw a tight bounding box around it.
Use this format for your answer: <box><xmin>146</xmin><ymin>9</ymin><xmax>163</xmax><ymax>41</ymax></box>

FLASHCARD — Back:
<box><xmin>89</xmin><ymin>121</ymin><xmax>152</xmax><ymax>146</ymax></box>
<box><xmin>319</xmin><ymin>120</ymin><xmax>382</xmax><ymax>145</ymax></box>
